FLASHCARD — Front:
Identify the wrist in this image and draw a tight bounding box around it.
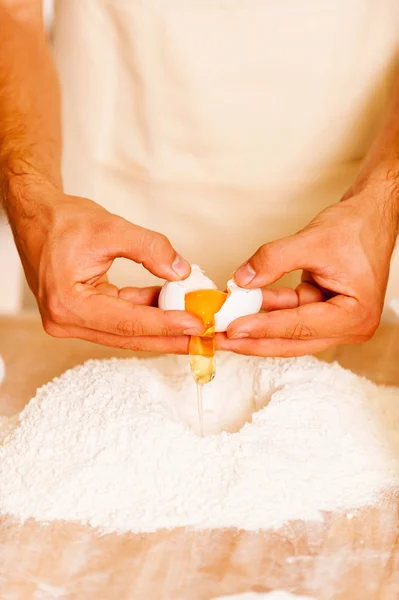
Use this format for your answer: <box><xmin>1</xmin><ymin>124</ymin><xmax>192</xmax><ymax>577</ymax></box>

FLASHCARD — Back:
<box><xmin>343</xmin><ymin>161</ymin><xmax>399</xmax><ymax>226</ymax></box>
<box><xmin>0</xmin><ymin>158</ymin><xmax>61</xmax><ymax>218</ymax></box>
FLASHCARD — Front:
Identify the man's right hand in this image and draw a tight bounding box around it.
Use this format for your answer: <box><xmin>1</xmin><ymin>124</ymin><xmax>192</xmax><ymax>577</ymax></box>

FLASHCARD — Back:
<box><xmin>1</xmin><ymin>1</ymin><xmax>203</xmax><ymax>353</ymax></box>
<box><xmin>8</xmin><ymin>180</ymin><xmax>204</xmax><ymax>353</ymax></box>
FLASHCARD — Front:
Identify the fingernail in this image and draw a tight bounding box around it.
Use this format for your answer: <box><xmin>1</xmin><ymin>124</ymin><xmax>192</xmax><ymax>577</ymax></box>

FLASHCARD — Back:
<box><xmin>184</xmin><ymin>328</ymin><xmax>204</xmax><ymax>336</ymax></box>
<box><xmin>229</xmin><ymin>332</ymin><xmax>249</xmax><ymax>339</ymax></box>
<box><xmin>172</xmin><ymin>255</ymin><xmax>190</xmax><ymax>278</ymax></box>
<box><xmin>234</xmin><ymin>263</ymin><xmax>256</xmax><ymax>286</ymax></box>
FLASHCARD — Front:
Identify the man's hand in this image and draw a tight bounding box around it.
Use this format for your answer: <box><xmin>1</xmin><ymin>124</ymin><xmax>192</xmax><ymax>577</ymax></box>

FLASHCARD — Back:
<box><xmin>218</xmin><ymin>179</ymin><xmax>398</xmax><ymax>357</ymax></box>
<box><xmin>9</xmin><ymin>181</ymin><xmax>204</xmax><ymax>353</ymax></box>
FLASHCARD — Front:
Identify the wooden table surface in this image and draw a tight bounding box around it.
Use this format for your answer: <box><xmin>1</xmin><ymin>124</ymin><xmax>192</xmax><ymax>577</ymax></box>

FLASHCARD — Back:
<box><xmin>0</xmin><ymin>314</ymin><xmax>398</xmax><ymax>600</ymax></box>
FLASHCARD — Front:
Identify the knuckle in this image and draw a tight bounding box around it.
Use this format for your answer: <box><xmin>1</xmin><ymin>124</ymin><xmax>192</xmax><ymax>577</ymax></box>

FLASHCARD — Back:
<box><xmin>117</xmin><ymin>337</ymin><xmax>159</xmax><ymax>352</ymax></box>
<box><xmin>116</xmin><ymin>319</ymin><xmax>139</xmax><ymax>337</ymax></box>
<box><xmin>344</xmin><ymin>297</ymin><xmax>360</xmax><ymax>317</ymax></box>
<box><xmin>118</xmin><ymin>339</ymin><xmax>143</xmax><ymax>351</ymax></box>
<box><xmin>368</xmin><ymin>311</ymin><xmax>381</xmax><ymax>333</ymax></box>
<box><xmin>286</xmin><ymin>321</ymin><xmax>314</xmax><ymax>340</ymax></box>
<box><xmin>46</xmin><ymin>295</ymin><xmax>68</xmax><ymax>325</ymax></box>
<box><xmin>159</xmin><ymin>311</ymin><xmax>177</xmax><ymax>336</ymax></box>
<box><xmin>255</xmin><ymin>241</ymin><xmax>284</xmax><ymax>273</ymax></box>
<box><xmin>42</xmin><ymin>319</ymin><xmax>66</xmax><ymax>338</ymax></box>
<box><xmin>158</xmin><ymin>324</ymin><xmax>169</xmax><ymax>337</ymax></box>
<box><xmin>144</xmin><ymin>230</ymin><xmax>170</xmax><ymax>260</ymax></box>
<box><xmin>256</xmin><ymin>243</ymin><xmax>271</xmax><ymax>265</ymax></box>
<box><xmin>360</xmin><ymin>308</ymin><xmax>381</xmax><ymax>337</ymax></box>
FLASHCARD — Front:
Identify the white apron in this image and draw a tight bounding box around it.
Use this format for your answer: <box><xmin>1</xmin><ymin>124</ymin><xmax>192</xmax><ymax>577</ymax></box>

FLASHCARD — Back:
<box><xmin>53</xmin><ymin>0</ymin><xmax>399</xmax><ymax>301</ymax></box>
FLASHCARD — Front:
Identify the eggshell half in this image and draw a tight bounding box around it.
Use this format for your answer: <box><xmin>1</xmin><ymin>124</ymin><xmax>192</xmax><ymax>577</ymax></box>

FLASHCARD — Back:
<box><xmin>158</xmin><ymin>264</ymin><xmax>217</xmax><ymax>311</ymax></box>
<box><xmin>214</xmin><ymin>280</ymin><xmax>263</xmax><ymax>332</ymax></box>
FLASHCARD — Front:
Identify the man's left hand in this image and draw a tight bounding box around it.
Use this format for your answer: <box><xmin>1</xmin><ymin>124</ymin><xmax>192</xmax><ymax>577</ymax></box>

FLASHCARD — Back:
<box><xmin>217</xmin><ymin>181</ymin><xmax>398</xmax><ymax>357</ymax></box>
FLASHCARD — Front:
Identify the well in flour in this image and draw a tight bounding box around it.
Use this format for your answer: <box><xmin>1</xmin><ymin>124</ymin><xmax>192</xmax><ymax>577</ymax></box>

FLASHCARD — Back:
<box><xmin>0</xmin><ymin>353</ymin><xmax>398</xmax><ymax>534</ymax></box>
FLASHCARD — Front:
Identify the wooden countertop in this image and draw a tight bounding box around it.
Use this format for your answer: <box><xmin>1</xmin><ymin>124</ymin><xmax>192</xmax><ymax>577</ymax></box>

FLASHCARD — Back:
<box><xmin>0</xmin><ymin>314</ymin><xmax>398</xmax><ymax>600</ymax></box>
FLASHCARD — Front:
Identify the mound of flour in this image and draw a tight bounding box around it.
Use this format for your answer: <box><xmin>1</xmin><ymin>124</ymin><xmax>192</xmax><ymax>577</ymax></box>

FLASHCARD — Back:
<box><xmin>0</xmin><ymin>353</ymin><xmax>398</xmax><ymax>533</ymax></box>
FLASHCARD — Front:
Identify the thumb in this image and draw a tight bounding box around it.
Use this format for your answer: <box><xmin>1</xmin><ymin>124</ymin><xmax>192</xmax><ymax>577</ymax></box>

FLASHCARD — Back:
<box><xmin>105</xmin><ymin>217</ymin><xmax>191</xmax><ymax>281</ymax></box>
<box><xmin>234</xmin><ymin>232</ymin><xmax>314</xmax><ymax>288</ymax></box>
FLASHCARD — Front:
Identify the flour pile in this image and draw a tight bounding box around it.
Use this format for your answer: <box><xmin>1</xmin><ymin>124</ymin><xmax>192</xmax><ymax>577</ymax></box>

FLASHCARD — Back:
<box><xmin>0</xmin><ymin>354</ymin><xmax>398</xmax><ymax>533</ymax></box>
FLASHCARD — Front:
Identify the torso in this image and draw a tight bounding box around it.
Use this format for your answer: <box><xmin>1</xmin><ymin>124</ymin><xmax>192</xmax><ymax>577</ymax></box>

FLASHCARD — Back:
<box><xmin>53</xmin><ymin>0</ymin><xmax>399</xmax><ymax>299</ymax></box>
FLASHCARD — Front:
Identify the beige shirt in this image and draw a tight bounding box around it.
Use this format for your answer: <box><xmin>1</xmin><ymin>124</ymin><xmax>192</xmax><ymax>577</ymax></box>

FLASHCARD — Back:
<box><xmin>53</xmin><ymin>0</ymin><xmax>399</xmax><ymax>301</ymax></box>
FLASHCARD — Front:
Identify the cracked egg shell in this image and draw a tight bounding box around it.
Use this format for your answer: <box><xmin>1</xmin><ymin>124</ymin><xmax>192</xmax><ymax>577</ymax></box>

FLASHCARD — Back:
<box><xmin>159</xmin><ymin>265</ymin><xmax>262</xmax><ymax>332</ymax></box>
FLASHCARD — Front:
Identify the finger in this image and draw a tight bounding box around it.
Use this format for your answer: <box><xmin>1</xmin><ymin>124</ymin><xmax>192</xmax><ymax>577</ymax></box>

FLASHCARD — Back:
<box><xmin>118</xmin><ymin>286</ymin><xmax>161</xmax><ymax>306</ymax></box>
<box><xmin>234</xmin><ymin>232</ymin><xmax>314</xmax><ymax>288</ymax></box>
<box><xmin>261</xmin><ymin>287</ymin><xmax>300</xmax><ymax>311</ymax></box>
<box><xmin>261</xmin><ymin>284</ymin><xmax>326</xmax><ymax>311</ymax></box>
<box><xmin>216</xmin><ymin>333</ymin><xmax>351</xmax><ymax>357</ymax></box>
<box><xmin>69</xmin><ymin>284</ymin><xmax>204</xmax><ymax>337</ymax></box>
<box><xmin>295</xmin><ymin>282</ymin><xmax>326</xmax><ymax>305</ymax></box>
<box><xmin>94</xmin><ymin>281</ymin><xmax>120</xmax><ymax>298</ymax></box>
<box><xmin>46</xmin><ymin>323</ymin><xmax>190</xmax><ymax>354</ymax></box>
<box><xmin>92</xmin><ymin>275</ymin><xmax>119</xmax><ymax>298</ymax></box>
<box><xmin>93</xmin><ymin>281</ymin><xmax>161</xmax><ymax>305</ymax></box>
<box><xmin>103</xmin><ymin>217</ymin><xmax>191</xmax><ymax>281</ymax></box>
<box><xmin>301</xmin><ymin>270</ymin><xmax>333</xmax><ymax>300</ymax></box>
<box><xmin>226</xmin><ymin>296</ymin><xmax>363</xmax><ymax>340</ymax></box>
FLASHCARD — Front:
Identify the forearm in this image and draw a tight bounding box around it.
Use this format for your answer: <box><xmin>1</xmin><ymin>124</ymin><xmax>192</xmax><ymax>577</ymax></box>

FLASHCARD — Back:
<box><xmin>348</xmin><ymin>77</ymin><xmax>399</xmax><ymax>221</ymax></box>
<box><xmin>0</xmin><ymin>2</ymin><xmax>62</xmax><ymax>218</ymax></box>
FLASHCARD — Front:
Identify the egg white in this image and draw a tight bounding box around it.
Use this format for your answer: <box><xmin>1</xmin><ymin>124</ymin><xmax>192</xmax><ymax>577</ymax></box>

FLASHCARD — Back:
<box><xmin>158</xmin><ymin>265</ymin><xmax>262</xmax><ymax>332</ymax></box>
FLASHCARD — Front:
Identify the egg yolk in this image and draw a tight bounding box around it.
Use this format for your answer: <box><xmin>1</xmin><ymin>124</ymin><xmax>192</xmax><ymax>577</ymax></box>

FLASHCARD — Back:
<box><xmin>185</xmin><ymin>289</ymin><xmax>227</xmax><ymax>331</ymax></box>
<box><xmin>184</xmin><ymin>289</ymin><xmax>227</xmax><ymax>364</ymax></box>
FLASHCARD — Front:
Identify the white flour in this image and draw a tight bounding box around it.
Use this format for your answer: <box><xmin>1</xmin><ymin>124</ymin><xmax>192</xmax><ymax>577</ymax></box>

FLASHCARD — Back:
<box><xmin>0</xmin><ymin>353</ymin><xmax>398</xmax><ymax>533</ymax></box>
